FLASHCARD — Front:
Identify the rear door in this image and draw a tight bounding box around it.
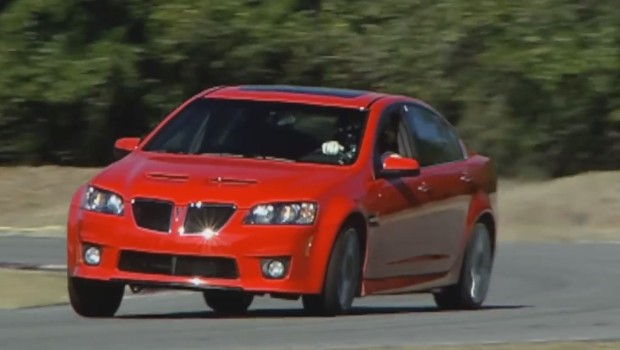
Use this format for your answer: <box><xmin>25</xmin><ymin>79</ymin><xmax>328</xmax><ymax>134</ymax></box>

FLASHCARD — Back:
<box><xmin>401</xmin><ymin>103</ymin><xmax>472</xmax><ymax>273</ymax></box>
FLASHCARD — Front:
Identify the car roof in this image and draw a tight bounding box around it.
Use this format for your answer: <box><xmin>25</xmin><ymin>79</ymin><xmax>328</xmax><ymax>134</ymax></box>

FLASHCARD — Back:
<box><xmin>202</xmin><ymin>84</ymin><xmax>390</xmax><ymax>109</ymax></box>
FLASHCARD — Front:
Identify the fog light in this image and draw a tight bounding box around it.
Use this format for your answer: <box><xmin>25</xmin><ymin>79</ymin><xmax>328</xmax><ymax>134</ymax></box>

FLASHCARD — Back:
<box><xmin>267</xmin><ymin>260</ymin><xmax>285</xmax><ymax>278</ymax></box>
<box><xmin>83</xmin><ymin>246</ymin><xmax>101</xmax><ymax>266</ymax></box>
<box><xmin>261</xmin><ymin>258</ymin><xmax>290</xmax><ymax>279</ymax></box>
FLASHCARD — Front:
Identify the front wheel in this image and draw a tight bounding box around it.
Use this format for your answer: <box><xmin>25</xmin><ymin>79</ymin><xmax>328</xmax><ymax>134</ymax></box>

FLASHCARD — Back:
<box><xmin>203</xmin><ymin>290</ymin><xmax>254</xmax><ymax>316</ymax></box>
<box><xmin>433</xmin><ymin>222</ymin><xmax>494</xmax><ymax>310</ymax></box>
<box><xmin>68</xmin><ymin>277</ymin><xmax>125</xmax><ymax>318</ymax></box>
<box><xmin>302</xmin><ymin>225</ymin><xmax>361</xmax><ymax>316</ymax></box>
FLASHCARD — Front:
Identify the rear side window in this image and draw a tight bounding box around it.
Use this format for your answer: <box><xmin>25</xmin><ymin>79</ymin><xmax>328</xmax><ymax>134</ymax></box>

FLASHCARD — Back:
<box><xmin>402</xmin><ymin>104</ymin><xmax>464</xmax><ymax>166</ymax></box>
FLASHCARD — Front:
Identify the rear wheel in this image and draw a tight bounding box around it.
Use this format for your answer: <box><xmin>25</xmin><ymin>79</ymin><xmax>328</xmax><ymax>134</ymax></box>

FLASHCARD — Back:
<box><xmin>302</xmin><ymin>226</ymin><xmax>361</xmax><ymax>316</ymax></box>
<box><xmin>433</xmin><ymin>222</ymin><xmax>494</xmax><ymax>310</ymax></box>
<box><xmin>68</xmin><ymin>277</ymin><xmax>125</xmax><ymax>318</ymax></box>
<box><xmin>203</xmin><ymin>290</ymin><xmax>254</xmax><ymax>316</ymax></box>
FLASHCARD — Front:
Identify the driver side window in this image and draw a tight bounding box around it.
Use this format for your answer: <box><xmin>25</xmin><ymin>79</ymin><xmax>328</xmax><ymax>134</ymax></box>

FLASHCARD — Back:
<box><xmin>373</xmin><ymin>105</ymin><xmax>415</xmax><ymax>171</ymax></box>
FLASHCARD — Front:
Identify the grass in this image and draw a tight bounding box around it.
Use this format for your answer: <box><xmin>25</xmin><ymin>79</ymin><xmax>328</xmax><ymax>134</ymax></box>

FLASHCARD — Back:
<box><xmin>498</xmin><ymin>171</ymin><xmax>620</xmax><ymax>242</ymax></box>
<box><xmin>356</xmin><ymin>342</ymin><xmax>620</xmax><ymax>350</ymax></box>
<box><xmin>0</xmin><ymin>268</ymin><xmax>68</xmax><ymax>310</ymax></box>
<box><xmin>1</xmin><ymin>166</ymin><xmax>619</xmax><ymax>242</ymax></box>
<box><xmin>0</xmin><ymin>166</ymin><xmax>98</xmax><ymax>233</ymax></box>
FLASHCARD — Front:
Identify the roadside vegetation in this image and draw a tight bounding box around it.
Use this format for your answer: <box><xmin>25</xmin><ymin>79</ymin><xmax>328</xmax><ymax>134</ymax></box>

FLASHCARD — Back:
<box><xmin>1</xmin><ymin>1</ymin><xmax>620</xmax><ymax>180</ymax></box>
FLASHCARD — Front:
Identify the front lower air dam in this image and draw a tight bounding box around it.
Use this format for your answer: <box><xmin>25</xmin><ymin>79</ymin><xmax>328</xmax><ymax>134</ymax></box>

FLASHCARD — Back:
<box><xmin>305</xmin><ymin>236</ymin><xmax>313</xmax><ymax>256</ymax></box>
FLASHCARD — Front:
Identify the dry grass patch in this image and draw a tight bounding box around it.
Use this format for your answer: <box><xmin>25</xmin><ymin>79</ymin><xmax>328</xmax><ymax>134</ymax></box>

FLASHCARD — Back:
<box><xmin>499</xmin><ymin>170</ymin><xmax>620</xmax><ymax>242</ymax></box>
<box><xmin>0</xmin><ymin>166</ymin><xmax>99</xmax><ymax>230</ymax></box>
<box><xmin>1</xmin><ymin>166</ymin><xmax>620</xmax><ymax>242</ymax></box>
<box><xmin>0</xmin><ymin>268</ymin><xmax>68</xmax><ymax>309</ymax></box>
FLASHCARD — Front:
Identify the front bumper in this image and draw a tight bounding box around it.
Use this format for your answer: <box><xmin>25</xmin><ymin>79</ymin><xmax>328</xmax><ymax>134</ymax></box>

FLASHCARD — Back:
<box><xmin>68</xmin><ymin>209</ymin><xmax>324</xmax><ymax>295</ymax></box>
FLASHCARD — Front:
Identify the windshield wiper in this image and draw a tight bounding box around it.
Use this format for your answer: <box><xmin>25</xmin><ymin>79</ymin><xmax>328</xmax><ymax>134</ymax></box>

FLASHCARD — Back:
<box><xmin>200</xmin><ymin>152</ymin><xmax>246</xmax><ymax>158</ymax></box>
<box><xmin>151</xmin><ymin>149</ymin><xmax>189</xmax><ymax>155</ymax></box>
<box><xmin>200</xmin><ymin>152</ymin><xmax>295</xmax><ymax>162</ymax></box>
<box><xmin>252</xmin><ymin>155</ymin><xmax>295</xmax><ymax>162</ymax></box>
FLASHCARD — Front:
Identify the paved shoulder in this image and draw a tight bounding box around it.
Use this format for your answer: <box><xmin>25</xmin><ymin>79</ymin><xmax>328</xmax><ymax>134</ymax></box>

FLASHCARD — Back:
<box><xmin>2</xmin><ymin>241</ymin><xmax>620</xmax><ymax>350</ymax></box>
<box><xmin>0</xmin><ymin>236</ymin><xmax>65</xmax><ymax>266</ymax></box>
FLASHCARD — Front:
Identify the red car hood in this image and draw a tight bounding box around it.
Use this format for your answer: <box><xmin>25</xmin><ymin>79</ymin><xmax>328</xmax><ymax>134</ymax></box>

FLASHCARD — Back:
<box><xmin>89</xmin><ymin>152</ymin><xmax>358</xmax><ymax>209</ymax></box>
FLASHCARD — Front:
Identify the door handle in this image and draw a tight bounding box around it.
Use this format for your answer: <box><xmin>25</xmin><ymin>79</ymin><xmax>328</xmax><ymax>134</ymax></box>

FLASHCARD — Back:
<box><xmin>417</xmin><ymin>182</ymin><xmax>431</xmax><ymax>193</ymax></box>
<box><xmin>460</xmin><ymin>172</ymin><xmax>473</xmax><ymax>183</ymax></box>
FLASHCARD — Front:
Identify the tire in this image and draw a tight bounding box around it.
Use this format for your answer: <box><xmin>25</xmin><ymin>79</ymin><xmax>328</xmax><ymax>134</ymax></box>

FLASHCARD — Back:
<box><xmin>68</xmin><ymin>277</ymin><xmax>125</xmax><ymax>318</ymax></box>
<box><xmin>433</xmin><ymin>222</ymin><xmax>494</xmax><ymax>310</ymax></box>
<box><xmin>203</xmin><ymin>290</ymin><xmax>254</xmax><ymax>316</ymax></box>
<box><xmin>302</xmin><ymin>225</ymin><xmax>361</xmax><ymax>316</ymax></box>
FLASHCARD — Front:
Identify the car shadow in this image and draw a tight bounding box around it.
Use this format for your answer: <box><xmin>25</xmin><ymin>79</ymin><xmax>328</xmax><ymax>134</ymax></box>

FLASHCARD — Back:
<box><xmin>117</xmin><ymin>304</ymin><xmax>529</xmax><ymax>320</ymax></box>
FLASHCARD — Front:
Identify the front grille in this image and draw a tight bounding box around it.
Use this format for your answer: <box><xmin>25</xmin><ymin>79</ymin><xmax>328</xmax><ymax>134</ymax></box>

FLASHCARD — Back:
<box><xmin>117</xmin><ymin>250</ymin><xmax>239</xmax><ymax>279</ymax></box>
<box><xmin>183</xmin><ymin>204</ymin><xmax>236</xmax><ymax>233</ymax></box>
<box><xmin>132</xmin><ymin>198</ymin><xmax>173</xmax><ymax>232</ymax></box>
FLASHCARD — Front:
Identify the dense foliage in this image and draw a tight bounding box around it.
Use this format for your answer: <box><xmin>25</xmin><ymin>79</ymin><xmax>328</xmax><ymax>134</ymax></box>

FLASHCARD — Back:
<box><xmin>1</xmin><ymin>0</ymin><xmax>619</xmax><ymax>177</ymax></box>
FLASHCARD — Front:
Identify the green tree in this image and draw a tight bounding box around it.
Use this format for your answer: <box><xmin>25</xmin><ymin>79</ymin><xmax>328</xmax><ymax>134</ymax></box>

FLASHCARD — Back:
<box><xmin>0</xmin><ymin>0</ymin><xmax>619</xmax><ymax>177</ymax></box>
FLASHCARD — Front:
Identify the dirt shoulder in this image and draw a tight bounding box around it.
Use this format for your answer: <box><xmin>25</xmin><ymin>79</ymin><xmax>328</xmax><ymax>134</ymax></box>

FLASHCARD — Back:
<box><xmin>0</xmin><ymin>268</ymin><xmax>67</xmax><ymax>310</ymax></box>
<box><xmin>1</xmin><ymin>166</ymin><xmax>618</xmax><ymax>242</ymax></box>
<box><xmin>498</xmin><ymin>171</ymin><xmax>620</xmax><ymax>242</ymax></box>
<box><xmin>0</xmin><ymin>166</ymin><xmax>99</xmax><ymax>230</ymax></box>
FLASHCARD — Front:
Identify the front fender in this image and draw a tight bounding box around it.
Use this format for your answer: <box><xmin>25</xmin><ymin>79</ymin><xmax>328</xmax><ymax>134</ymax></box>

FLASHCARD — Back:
<box><xmin>304</xmin><ymin>196</ymin><xmax>362</xmax><ymax>294</ymax></box>
<box><xmin>67</xmin><ymin>185</ymin><xmax>87</xmax><ymax>271</ymax></box>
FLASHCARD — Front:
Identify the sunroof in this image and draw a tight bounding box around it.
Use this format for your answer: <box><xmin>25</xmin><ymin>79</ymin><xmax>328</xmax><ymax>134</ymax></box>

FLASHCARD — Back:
<box><xmin>239</xmin><ymin>85</ymin><xmax>369</xmax><ymax>99</ymax></box>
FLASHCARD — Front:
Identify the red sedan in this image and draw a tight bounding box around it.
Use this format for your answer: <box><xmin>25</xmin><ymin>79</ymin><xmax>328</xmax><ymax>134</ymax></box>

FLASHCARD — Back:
<box><xmin>66</xmin><ymin>85</ymin><xmax>497</xmax><ymax>317</ymax></box>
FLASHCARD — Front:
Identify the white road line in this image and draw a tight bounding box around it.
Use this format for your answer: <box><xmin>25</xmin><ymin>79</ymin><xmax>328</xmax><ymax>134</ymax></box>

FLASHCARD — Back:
<box><xmin>576</xmin><ymin>240</ymin><xmax>620</xmax><ymax>245</ymax></box>
<box><xmin>0</xmin><ymin>225</ymin><xmax>63</xmax><ymax>231</ymax></box>
<box><xmin>39</xmin><ymin>264</ymin><xmax>67</xmax><ymax>270</ymax></box>
<box><xmin>426</xmin><ymin>337</ymin><xmax>620</xmax><ymax>347</ymax></box>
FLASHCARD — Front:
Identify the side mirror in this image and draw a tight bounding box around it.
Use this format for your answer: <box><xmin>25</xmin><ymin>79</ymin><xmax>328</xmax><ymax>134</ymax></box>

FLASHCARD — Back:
<box><xmin>113</xmin><ymin>137</ymin><xmax>140</xmax><ymax>160</ymax></box>
<box><xmin>380</xmin><ymin>155</ymin><xmax>420</xmax><ymax>178</ymax></box>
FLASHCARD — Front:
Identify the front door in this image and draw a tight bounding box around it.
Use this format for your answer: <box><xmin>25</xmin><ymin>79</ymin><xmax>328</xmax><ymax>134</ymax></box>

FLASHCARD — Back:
<box><xmin>363</xmin><ymin>103</ymin><xmax>435</xmax><ymax>281</ymax></box>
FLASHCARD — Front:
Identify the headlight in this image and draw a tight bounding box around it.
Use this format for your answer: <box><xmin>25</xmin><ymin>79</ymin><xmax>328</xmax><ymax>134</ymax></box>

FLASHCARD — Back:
<box><xmin>81</xmin><ymin>186</ymin><xmax>125</xmax><ymax>216</ymax></box>
<box><xmin>244</xmin><ymin>202</ymin><xmax>317</xmax><ymax>225</ymax></box>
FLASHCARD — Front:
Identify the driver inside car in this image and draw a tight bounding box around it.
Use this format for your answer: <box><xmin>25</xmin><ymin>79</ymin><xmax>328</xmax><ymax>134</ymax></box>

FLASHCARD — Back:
<box><xmin>321</xmin><ymin>117</ymin><xmax>362</xmax><ymax>160</ymax></box>
<box><xmin>321</xmin><ymin>115</ymin><xmax>404</xmax><ymax>165</ymax></box>
<box><xmin>376</xmin><ymin>116</ymin><xmax>404</xmax><ymax>164</ymax></box>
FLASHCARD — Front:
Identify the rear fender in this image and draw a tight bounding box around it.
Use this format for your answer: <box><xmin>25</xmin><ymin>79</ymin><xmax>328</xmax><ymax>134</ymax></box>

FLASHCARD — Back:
<box><xmin>464</xmin><ymin>191</ymin><xmax>493</xmax><ymax>244</ymax></box>
<box><xmin>444</xmin><ymin>190</ymin><xmax>495</xmax><ymax>285</ymax></box>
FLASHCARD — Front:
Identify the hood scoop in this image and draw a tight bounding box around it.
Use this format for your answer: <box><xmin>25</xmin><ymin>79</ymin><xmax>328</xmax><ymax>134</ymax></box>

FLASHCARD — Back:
<box><xmin>146</xmin><ymin>172</ymin><xmax>189</xmax><ymax>183</ymax></box>
<box><xmin>209</xmin><ymin>176</ymin><xmax>258</xmax><ymax>186</ymax></box>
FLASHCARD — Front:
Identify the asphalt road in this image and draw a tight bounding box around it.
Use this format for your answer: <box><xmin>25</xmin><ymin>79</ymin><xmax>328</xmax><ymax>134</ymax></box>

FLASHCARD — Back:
<box><xmin>0</xmin><ymin>236</ymin><xmax>65</xmax><ymax>266</ymax></box>
<box><xmin>1</xmin><ymin>239</ymin><xmax>620</xmax><ymax>350</ymax></box>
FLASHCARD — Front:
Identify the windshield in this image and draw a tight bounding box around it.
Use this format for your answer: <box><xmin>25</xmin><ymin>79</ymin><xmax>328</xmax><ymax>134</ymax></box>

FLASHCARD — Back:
<box><xmin>141</xmin><ymin>98</ymin><xmax>368</xmax><ymax>165</ymax></box>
